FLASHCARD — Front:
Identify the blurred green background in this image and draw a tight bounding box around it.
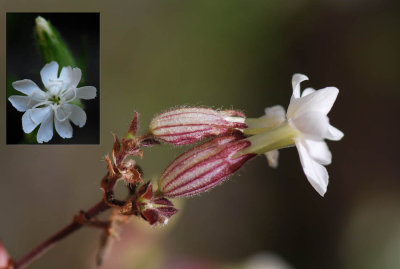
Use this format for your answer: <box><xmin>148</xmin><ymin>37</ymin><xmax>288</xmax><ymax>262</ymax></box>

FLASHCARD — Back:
<box><xmin>1</xmin><ymin>0</ymin><xmax>400</xmax><ymax>268</ymax></box>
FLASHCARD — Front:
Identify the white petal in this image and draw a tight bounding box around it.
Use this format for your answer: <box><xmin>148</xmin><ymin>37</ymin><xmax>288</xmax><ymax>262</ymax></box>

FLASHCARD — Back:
<box><xmin>245</xmin><ymin>105</ymin><xmax>286</xmax><ymax>135</ymax></box>
<box><xmin>30</xmin><ymin>106</ymin><xmax>52</xmax><ymax>124</ymax></box>
<box><xmin>54</xmin><ymin>106</ymin><xmax>69</xmax><ymax>122</ymax></box>
<box><xmin>59</xmin><ymin>66</ymin><xmax>73</xmax><ymax>90</ymax></box>
<box><xmin>8</xmin><ymin>95</ymin><xmax>33</xmax><ymax>112</ymax></box>
<box><xmin>291</xmin><ymin>74</ymin><xmax>308</xmax><ymax>99</ymax></box>
<box><xmin>30</xmin><ymin>90</ymin><xmax>48</xmax><ymax>101</ymax></box>
<box><xmin>76</xmin><ymin>86</ymin><xmax>96</xmax><ymax>99</ymax></box>
<box><xmin>55</xmin><ymin>117</ymin><xmax>73</xmax><ymax>138</ymax></box>
<box><xmin>22</xmin><ymin>110</ymin><xmax>40</xmax><ymax>133</ymax></box>
<box><xmin>303</xmin><ymin>139</ymin><xmax>332</xmax><ymax>165</ymax></box>
<box><xmin>301</xmin><ymin>87</ymin><xmax>315</xmax><ymax>97</ymax></box>
<box><xmin>326</xmin><ymin>124</ymin><xmax>344</xmax><ymax>141</ymax></box>
<box><xmin>37</xmin><ymin>111</ymin><xmax>54</xmax><ymax>143</ymax></box>
<box><xmin>287</xmin><ymin>98</ymin><xmax>302</xmax><ymax>119</ymax></box>
<box><xmin>71</xmin><ymin>67</ymin><xmax>82</xmax><ymax>88</ymax></box>
<box><xmin>291</xmin><ymin>111</ymin><xmax>329</xmax><ymax>140</ymax></box>
<box><xmin>290</xmin><ymin>87</ymin><xmax>339</xmax><ymax>117</ymax></box>
<box><xmin>12</xmin><ymin>79</ymin><xmax>42</xmax><ymax>95</ymax></box>
<box><xmin>264</xmin><ymin>105</ymin><xmax>286</xmax><ymax>121</ymax></box>
<box><xmin>62</xmin><ymin>103</ymin><xmax>87</xmax><ymax>127</ymax></box>
<box><xmin>295</xmin><ymin>140</ymin><xmax>328</xmax><ymax>196</ymax></box>
<box><xmin>61</xmin><ymin>88</ymin><xmax>76</xmax><ymax>102</ymax></box>
<box><xmin>40</xmin><ymin>62</ymin><xmax>59</xmax><ymax>89</ymax></box>
<box><xmin>264</xmin><ymin>150</ymin><xmax>279</xmax><ymax>168</ymax></box>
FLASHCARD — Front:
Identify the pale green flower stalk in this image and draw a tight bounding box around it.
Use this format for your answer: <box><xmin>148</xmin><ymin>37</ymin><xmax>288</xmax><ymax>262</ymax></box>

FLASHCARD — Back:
<box><xmin>35</xmin><ymin>16</ymin><xmax>76</xmax><ymax>68</ymax></box>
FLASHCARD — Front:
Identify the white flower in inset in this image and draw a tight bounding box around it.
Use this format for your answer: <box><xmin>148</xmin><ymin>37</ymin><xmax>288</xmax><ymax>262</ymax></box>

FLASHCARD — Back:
<box><xmin>8</xmin><ymin>61</ymin><xmax>96</xmax><ymax>143</ymax></box>
<box><xmin>241</xmin><ymin>74</ymin><xmax>344</xmax><ymax>196</ymax></box>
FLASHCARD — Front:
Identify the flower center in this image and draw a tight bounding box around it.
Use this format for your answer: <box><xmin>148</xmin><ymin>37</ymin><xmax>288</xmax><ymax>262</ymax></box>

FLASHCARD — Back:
<box><xmin>48</xmin><ymin>95</ymin><xmax>61</xmax><ymax>105</ymax></box>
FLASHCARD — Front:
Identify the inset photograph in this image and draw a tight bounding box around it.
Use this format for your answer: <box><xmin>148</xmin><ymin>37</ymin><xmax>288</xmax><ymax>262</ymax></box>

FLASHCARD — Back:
<box><xmin>6</xmin><ymin>13</ymin><xmax>100</xmax><ymax>144</ymax></box>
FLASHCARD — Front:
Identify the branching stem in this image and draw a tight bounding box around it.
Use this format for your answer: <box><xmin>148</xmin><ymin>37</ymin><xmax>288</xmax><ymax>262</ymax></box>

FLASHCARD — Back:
<box><xmin>14</xmin><ymin>200</ymin><xmax>110</xmax><ymax>269</ymax></box>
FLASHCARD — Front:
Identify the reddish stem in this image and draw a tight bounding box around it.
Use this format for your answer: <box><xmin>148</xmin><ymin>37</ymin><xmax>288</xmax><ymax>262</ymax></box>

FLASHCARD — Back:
<box><xmin>14</xmin><ymin>200</ymin><xmax>110</xmax><ymax>269</ymax></box>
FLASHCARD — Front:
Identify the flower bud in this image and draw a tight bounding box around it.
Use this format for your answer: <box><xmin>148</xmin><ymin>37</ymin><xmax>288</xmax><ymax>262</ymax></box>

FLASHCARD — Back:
<box><xmin>158</xmin><ymin>134</ymin><xmax>255</xmax><ymax>198</ymax></box>
<box><xmin>35</xmin><ymin>16</ymin><xmax>76</xmax><ymax>70</ymax></box>
<box><xmin>150</xmin><ymin>107</ymin><xmax>247</xmax><ymax>145</ymax></box>
<box><xmin>135</xmin><ymin>182</ymin><xmax>178</xmax><ymax>226</ymax></box>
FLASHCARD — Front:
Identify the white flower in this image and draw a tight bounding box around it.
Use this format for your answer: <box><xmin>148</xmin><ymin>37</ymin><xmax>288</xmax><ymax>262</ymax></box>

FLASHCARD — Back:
<box><xmin>242</xmin><ymin>74</ymin><xmax>344</xmax><ymax>196</ymax></box>
<box><xmin>8</xmin><ymin>61</ymin><xmax>97</xmax><ymax>143</ymax></box>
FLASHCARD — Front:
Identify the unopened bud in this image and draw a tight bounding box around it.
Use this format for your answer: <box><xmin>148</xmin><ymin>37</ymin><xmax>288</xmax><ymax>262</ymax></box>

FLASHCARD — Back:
<box><xmin>150</xmin><ymin>107</ymin><xmax>247</xmax><ymax>145</ymax></box>
<box><xmin>135</xmin><ymin>183</ymin><xmax>178</xmax><ymax>225</ymax></box>
<box><xmin>34</xmin><ymin>16</ymin><xmax>76</xmax><ymax>70</ymax></box>
<box><xmin>158</xmin><ymin>134</ymin><xmax>255</xmax><ymax>198</ymax></box>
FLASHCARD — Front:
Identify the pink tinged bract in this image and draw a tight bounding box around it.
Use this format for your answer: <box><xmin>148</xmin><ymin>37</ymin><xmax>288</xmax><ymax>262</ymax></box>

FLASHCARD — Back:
<box><xmin>150</xmin><ymin>107</ymin><xmax>247</xmax><ymax>145</ymax></box>
<box><xmin>0</xmin><ymin>240</ymin><xmax>12</xmax><ymax>268</ymax></box>
<box><xmin>135</xmin><ymin>182</ymin><xmax>178</xmax><ymax>226</ymax></box>
<box><xmin>159</xmin><ymin>134</ymin><xmax>255</xmax><ymax>198</ymax></box>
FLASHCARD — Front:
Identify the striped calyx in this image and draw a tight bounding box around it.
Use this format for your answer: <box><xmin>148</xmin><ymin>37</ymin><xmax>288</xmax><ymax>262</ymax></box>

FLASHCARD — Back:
<box><xmin>158</xmin><ymin>134</ymin><xmax>255</xmax><ymax>198</ymax></box>
<box><xmin>150</xmin><ymin>107</ymin><xmax>247</xmax><ymax>145</ymax></box>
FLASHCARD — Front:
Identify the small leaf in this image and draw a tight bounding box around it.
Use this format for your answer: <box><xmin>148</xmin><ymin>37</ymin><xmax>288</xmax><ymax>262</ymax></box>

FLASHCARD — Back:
<box><xmin>127</xmin><ymin>111</ymin><xmax>139</xmax><ymax>137</ymax></box>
